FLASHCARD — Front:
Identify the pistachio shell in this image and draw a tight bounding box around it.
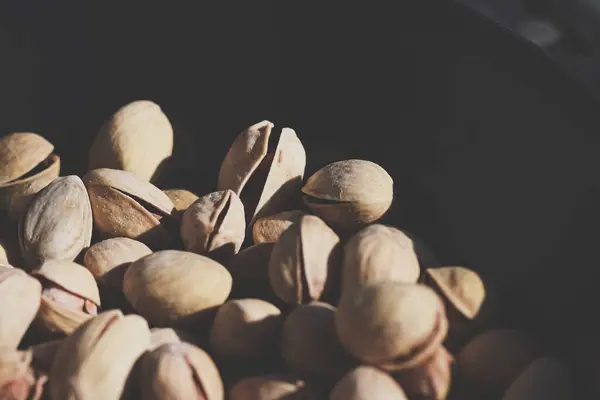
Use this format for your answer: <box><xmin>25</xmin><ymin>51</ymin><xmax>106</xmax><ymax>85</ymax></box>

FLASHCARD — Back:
<box><xmin>123</xmin><ymin>250</ymin><xmax>232</xmax><ymax>327</ymax></box>
<box><xmin>149</xmin><ymin>328</ymin><xmax>182</xmax><ymax>351</ymax></box>
<box><xmin>268</xmin><ymin>215</ymin><xmax>340</xmax><ymax>305</ymax></box>
<box><xmin>89</xmin><ymin>100</ymin><xmax>174</xmax><ymax>182</ymax></box>
<box><xmin>393</xmin><ymin>346</ymin><xmax>453</xmax><ymax>400</ymax></box>
<box><xmin>0</xmin><ymin>132</ymin><xmax>54</xmax><ymax>186</ymax></box>
<box><xmin>32</xmin><ymin>297</ymin><xmax>93</xmax><ymax>338</ymax></box>
<box><xmin>19</xmin><ymin>175</ymin><xmax>93</xmax><ymax>269</ymax></box>
<box><xmin>335</xmin><ymin>282</ymin><xmax>448</xmax><ymax>371</ymax></box>
<box><xmin>164</xmin><ymin>189</ymin><xmax>200</xmax><ymax>212</ymax></box>
<box><xmin>0</xmin><ymin>268</ymin><xmax>42</xmax><ymax>348</ymax></box>
<box><xmin>425</xmin><ymin>266</ymin><xmax>486</xmax><ymax>320</ymax></box>
<box><xmin>0</xmin><ymin>349</ymin><xmax>46</xmax><ymax>400</ymax></box>
<box><xmin>139</xmin><ymin>342</ymin><xmax>224</xmax><ymax>400</ymax></box>
<box><xmin>181</xmin><ymin>190</ymin><xmax>246</xmax><ymax>257</ymax></box>
<box><xmin>281</xmin><ymin>302</ymin><xmax>355</xmax><ymax>379</ymax></box>
<box><xmin>252</xmin><ymin>210</ymin><xmax>306</xmax><ymax>244</ymax></box>
<box><xmin>33</xmin><ymin>260</ymin><xmax>101</xmax><ymax>307</ymax></box>
<box><xmin>302</xmin><ymin>159</ymin><xmax>393</xmax><ymax>231</ymax></box>
<box><xmin>330</xmin><ymin>366</ymin><xmax>408</xmax><ymax>400</ymax></box>
<box><xmin>342</xmin><ymin>225</ymin><xmax>420</xmax><ymax>296</ymax></box>
<box><xmin>502</xmin><ymin>358</ymin><xmax>573</xmax><ymax>400</ymax></box>
<box><xmin>48</xmin><ymin>310</ymin><xmax>151</xmax><ymax>400</ymax></box>
<box><xmin>229</xmin><ymin>374</ymin><xmax>317</xmax><ymax>400</ymax></box>
<box><xmin>209</xmin><ymin>298</ymin><xmax>282</xmax><ymax>363</ymax></box>
<box><xmin>226</xmin><ymin>243</ymin><xmax>278</xmax><ymax>302</ymax></box>
<box><xmin>83</xmin><ymin>237</ymin><xmax>152</xmax><ymax>284</ymax></box>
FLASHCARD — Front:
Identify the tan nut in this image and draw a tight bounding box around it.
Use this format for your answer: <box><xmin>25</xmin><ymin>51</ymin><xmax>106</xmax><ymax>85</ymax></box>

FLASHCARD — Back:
<box><xmin>164</xmin><ymin>189</ymin><xmax>199</xmax><ymax>212</ymax></box>
<box><xmin>331</xmin><ymin>366</ymin><xmax>408</xmax><ymax>400</ymax></box>
<box><xmin>148</xmin><ymin>328</ymin><xmax>182</xmax><ymax>351</ymax></box>
<box><xmin>252</xmin><ymin>210</ymin><xmax>306</xmax><ymax>244</ymax></box>
<box><xmin>229</xmin><ymin>373</ymin><xmax>319</xmax><ymax>400</ymax></box>
<box><xmin>393</xmin><ymin>346</ymin><xmax>453</xmax><ymax>400</ymax></box>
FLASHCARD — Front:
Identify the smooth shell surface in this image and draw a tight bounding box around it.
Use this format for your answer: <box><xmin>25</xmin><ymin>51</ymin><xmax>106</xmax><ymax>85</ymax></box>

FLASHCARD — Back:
<box><xmin>33</xmin><ymin>260</ymin><xmax>101</xmax><ymax>306</ymax></box>
<box><xmin>0</xmin><ymin>132</ymin><xmax>54</xmax><ymax>185</ymax></box>
<box><xmin>164</xmin><ymin>189</ymin><xmax>199</xmax><ymax>212</ymax></box>
<box><xmin>83</xmin><ymin>237</ymin><xmax>152</xmax><ymax>280</ymax></box>
<box><xmin>330</xmin><ymin>366</ymin><xmax>408</xmax><ymax>400</ymax></box>
<box><xmin>425</xmin><ymin>266</ymin><xmax>486</xmax><ymax>319</ymax></box>
<box><xmin>252</xmin><ymin>210</ymin><xmax>306</xmax><ymax>244</ymax></box>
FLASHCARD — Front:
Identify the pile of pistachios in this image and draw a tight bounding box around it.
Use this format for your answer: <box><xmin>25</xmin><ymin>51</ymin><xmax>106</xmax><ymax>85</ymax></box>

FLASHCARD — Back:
<box><xmin>0</xmin><ymin>100</ymin><xmax>574</xmax><ymax>399</ymax></box>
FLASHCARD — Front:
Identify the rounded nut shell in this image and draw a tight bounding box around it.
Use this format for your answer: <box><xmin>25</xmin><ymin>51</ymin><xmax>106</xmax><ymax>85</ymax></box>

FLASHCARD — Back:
<box><xmin>163</xmin><ymin>189</ymin><xmax>199</xmax><ymax>212</ymax></box>
<box><xmin>83</xmin><ymin>237</ymin><xmax>152</xmax><ymax>282</ymax></box>
<box><xmin>331</xmin><ymin>366</ymin><xmax>408</xmax><ymax>400</ymax></box>
<box><xmin>252</xmin><ymin>210</ymin><xmax>306</xmax><ymax>244</ymax></box>
<box><xmin>425</xmin><ymin>266</ymin><xmax>486</xmax><ymax>320</ymax></box>
<box><xmin>33</xmin><ymin>260</ymin><xmax>101</xmax><ymax>305</ymax></box>
<box><xmin>229</xmin><ymin>374</ymin><xmax>317</xmax><ymax>400</ymax></box>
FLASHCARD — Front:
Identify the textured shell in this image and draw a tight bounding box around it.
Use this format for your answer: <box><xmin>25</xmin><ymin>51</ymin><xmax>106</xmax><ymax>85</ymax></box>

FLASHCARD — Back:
<box><xmin>229</xmin><ymin>374</ymin><xmax>315</xmax><ymax>400</ymax></box>
<box><xmin>163</xmin><ymin>189</ymin><xmax>199</xmax><ymax>212</ymax></box>
<box><xmin>209</xmin><ymin>298</ymin><xmax>282</xmax><ymax>362</ymax></box>
<box><xmin>48</xmin><ymin>310</ymin><xmax>151</xmax><ymax>400</ymax></box>
<box><xmin>33</xmin><ymin>260</ymin><xmax>101</xmax><ymax>305</ymax></box>
<box><xmin>89</xmin><ymin>100</ymin><xmax>174</xmax><ymax>182</ymax></box>
<box><xmin>425</xmin><ymin>266</ymin><xmax>486</xmax><ymax>320</ymax></box>
<box><xmin>33</xmin><ymin>297</ymin><xmax>93</xmax><ymax>338</ymax></box>
<box><xmin>83</xmin><ymin>237</ymin><xmax>152</xmax><ymax>280</ymax></box>
<box><xmin>139</xmin><ymin>342</ymin><xmax>224</xmax><ymax>400</ymax></box>
<box><xmin>502</xmin><ymin>358</ymin><xmax>573</xmax><ymax>400</ymax></box>
<box><xmin>180</xmin><ymin>190</ymin><xmax>246</xmax><ymax>256</ymax></box>
<box><xmin>19</xmin><ymin>176</ymin><xmax>93</xmax><ymax>269</ymax></box>
<box><xmin>252</xmin><ymin>210</ymin><xmax>306</xmax><ymax>244</ymax></box>
<box><xmin>217</xmin><ymin>120</ymin><xmax>273</xmax><ymax>195</ymax></box>
<box><xmin>0</xmin><ymin>132</ymin><xmax>54</xmax><ymax>185</ymax></box>
<box><xmin>330</xmin><ymin>366</ymin><xmax>408</xmax><ymax>400</ymax></box>
<box><xmin>342</xmin><ymin>225</ymin><xmax>420</xmax><ymax>295</ymax></box>
<box><xmin>0</xmin><ymin>268</ymin><xmax>42</xmax><ymax>349</ymax></box>
<box><xmin>335</xmin><ymin>282</ymin><xmax>447</xmax><ymax>370</ymax></box>
<box><xmin>281</xmin><ymin>302</ymin><xmax>355</xmax><ymax>379</ymax></box>
<box><xmin>268</xmin><ymin>215</ymin><xmax>340</xmax><ymax>304</ymax></box>
<box><xmin>123</xmin><ymin>250</ymin><xmax>232</xmax><ymax>326</ymax></box>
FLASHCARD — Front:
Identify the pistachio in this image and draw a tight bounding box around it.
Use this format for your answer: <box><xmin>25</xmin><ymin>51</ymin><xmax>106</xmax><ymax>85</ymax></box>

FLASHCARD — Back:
<box><xmin>252</xmin><ymin>210</ymin><xmax>306</xmax><ymax>244</ymax></box>
<box><xmin>181</xmin><ymin>189</ymin><xmax>246</xmax><ymax>259</ymax></box>
<box><xmin>149</xmin><ymin>327</ymin><xmax>182</xmax><ymax>351</ymax></box>
<box><xmin>209</xmin><ymin>298</ymin><xmax>282</xmax><ymax>364</ymax></box>
<box><xmin>123</xmin><ymin>250</ymin><xmax>232</xmax><ymax>327</ymax></box>
<box><xmin>342</xmin><ymin>224</ymin><xmax>420</xmax><ymax>296</ymax></box>
<box><xmin>83</xmin><ymin>168</ymin><xmax>176</xmax><ymax>249</ymax></box>
<box><xmin>0</xmin><ymin>267</ymin><xmax>41</xmax><ymax>349</ymax></box>
<box><xmin>502</xmin><ymin>358</ymin><xmax>573</xmax><ymax>400</ymax></box>
<box><xmin>457</xmin><ymin>330</ymin><xmax>539</xmax><ymax>396</ymax></box>
<box><xmin>229</xmin><ymin>373</ymin><xmax>318</xmax><ymax>400</ymax></box>
<box><xmin>48</xmin><ymin>310</ymin><xmax>151</xmax><ymax>400</ymax></box>
<box><xmin>268</xmin><ymin>215</ymin><xmax>341</xmax><ymax>305</ymax></box>
<box><xmin>330</xmin><ymin>366</ymin><xmax>408</xmax><ymax>400</ymax></box>
<box><xmin>335</xmin><ymin>282</ymin><xmax>448</xmax><ymax>371</ymax></box>
<box><xmin>393</xmin><ymin>346</ymin><xmax>453</xmax><ymax>400</ymax></box>
<box><xmin>89</xmin><ymin>100</ymin><xmax>174</xmax><ymax>182</ymax></box>
<box><xmin>19</xmin><ymin>175</ymin><xmax>92</xmax><ymax>269</ymax></box>
<box><xmin>0</xmin><ymin>349</ymin><xmax>46</xmax><ymax>400</ymax></box>
<box><xmin>226</xmin><ymin>243</ymin><xmax>279</xmax><ymax>303</ymax></box>
<box><xmin>164</xmin><ymin>189</ymin><xmax>200</xmax><ymax>212</ymax></box>
<box><xmin>218</xmin><ymin>120</ymin><xmax>306</xmax><ymax>223</ymax></box>
<box><xmin>0</xmin><ymin>132</ymin><xmax>60</xmax><ymax>220</ymax></box>
<box><xmin>302</xmin><ymin>159</ymin><xmax>393</xmax><ymax>232</ymax></box>
<box><xmin>138</xmin><ymin>342</ymin><xmax>224</xmax><ymax>400</ymax></box>
<box><xmin>281</xmin><ymin>302</ymin><xmax>355</xmax><ymax>379</ymax></box>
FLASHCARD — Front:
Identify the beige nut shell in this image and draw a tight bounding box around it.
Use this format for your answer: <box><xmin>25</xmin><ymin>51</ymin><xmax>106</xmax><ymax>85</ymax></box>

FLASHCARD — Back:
<box><xmin>0</xmin><ymin>132</ymin><xmax>54</xmax><ymax>185</ymax></box>
<box><xmin>33</xmin><ymin>260</ymin><xmax>101</xmax><ymax>306</ymax></box>
<box><xmin>331</xmin><ymin>366</ymin><xmax>408</xmax><ymax>400</ymax></box>
<box><xmin>425</xmin><ymin>266</ymin><xmax>486</xmax><ymax>320</ymax></box>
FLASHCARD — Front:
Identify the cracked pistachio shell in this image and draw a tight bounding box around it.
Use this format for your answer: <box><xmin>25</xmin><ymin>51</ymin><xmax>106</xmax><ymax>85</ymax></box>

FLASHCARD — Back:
<box><xmin>229</xmin><ymin>374</ymin><xmax>318</xmax><ymax>400</ymax></box>
<box><xmin>209</xmin><ymin>298</ymin><xmax>282</xmax><ymax>363</ymax></box>
<box><xmin>393</xmin><ymin>346</ymin><xmax>453</xmax><ymax>400</ymax></box>
<box><xmin>302</xmin><ymin>159</ymin><xmax>393</xmax><ymax>232</ymax></box>
<box><xmin>0</xmin><ymin>132</ymin><xmax>60</xmax><ymax>219</ymax></box>
<box><xmin>252</xmin><ymin>210</ymin><xmax>306</xmax><ymax>244</ymax></box>
<box><xmin>139</xmin><ymin>342</ymin><xmax>224</xmax><ymax>400</ymax></box>
<box><xmin>0</xmin><ymin>267</ymin><xmax>41</xmax><ymax>349</ymax></box>
<box><xmin>0</xmin><ymin>349</ymin><xmax>46</xmax><ymax>400</ymax></box>
<box><xmin>83</xmin><ymin>168</ymin><xmax>176</xmax><ymax>249</ymax></box>
<box><xmin>331</xmin><ymin>366</ymin><xmax>408</xmax><ymax>400</ymax></box>
<box><xmin>502</xmin><ymin>358</ymin><xmax>573</xmax><ymax>400</ymax></box>
<box><xmin>19</xmin><ymin>175</ymin><xmax>93</xmax><ymax>269</ymax></box>
<box><xmin>89</xmin><ymin>100</ymin><xmax>174</xmax><ymax>182</ymax></box>
<box><xmin>336</xmin><ymin>282</ymin><xmax>448</xmax><ymax>371</ymax></box>
<box><xmin>218</xmin><ymin>120</ymin><xmax>306</xmax><ymax>222</ymax></box>
<box><xmin>425</xmin><ymin>266</ymin><xmax>486</xmax><ymax>320</ymax></box>
<box><xmin>342</xmin><ymin>225</ymin><xmax>420</xmax><ymax>296</ymax></box>
<box><xmin>181</xmin><ymin>190</ymin><xmax>246</xmax><ymax>257</ymax></box>
<box><xmin>83</xmin><ymin>237</ymin><xmax>152</xmax><ymax>284</ymax></box>
<box><xmin>48</xmin><ymin>310</ymin><xmax>151</xmax><ymax>400</ymax></box>
<box><xmin>123</xmin><ymin>250</ymin><xmax>232</xmax><ymax>327</ymax></box>
<box><xmin>282</xmin><ymin>302</ymin><xmax>355</xmax><ymax>379</ymax></box>
<box><xmin>164</xmin><ymin>189</ymin><xmax>200</xmax><ymax>212</ymax></box>
<box><xmin>268</xmin><ymin>215</ymin><xmax>340</xmax><ymax>305</ymax></box>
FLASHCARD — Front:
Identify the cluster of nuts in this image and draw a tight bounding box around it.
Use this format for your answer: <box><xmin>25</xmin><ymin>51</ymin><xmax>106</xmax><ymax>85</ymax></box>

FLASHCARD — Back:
<box><xmin>0</xmin><ymin>100</ymin><xmax>575</xmax><ymax>399</ymax></box>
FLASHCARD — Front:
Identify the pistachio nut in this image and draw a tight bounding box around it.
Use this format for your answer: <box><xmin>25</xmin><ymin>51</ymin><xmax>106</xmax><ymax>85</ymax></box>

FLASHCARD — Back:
<box><xmin>281</xmin><ymin>302</ymin><xmax>355</xmax><ymax>380</ymax></box>
<box><xmin>393</xmin><ymin>346</ymin><xmax>453</xmax><ymax>400</ymax></box>
<box><xmin>335</xmin><ymin>282</ymin><xmax>448</xmax><ymax>371</ymax></box>
<box><xmin>229</xmin><ymin>373</ymin><xmax>318</xmax><ymax>400</ymax></box>
<box><xmin>149</xmin><ymin>328</ymin><xmax>182</xmax><ymax>351</ymax></box>
<box><xmin>0</xmin><ymin>132</ymin><xmax>60</xmax><ymax>219</ymax></box>
<box><xmin>252</xmin><ymin>209</ymin><xmax>306</xmax><ymax>244</ymax></box>
<box><xmin>342</xmin><ymin>224</ymin><xmax>420</xmax><ymax>296</ymax></box>
<box><xmin>457</xmin><ymin>330</ymin><xmax>539</xmax><ymax>396</ymax></box>
<box><xmin>19</xmin><ymin>175</ymin><xmax>93</xmax><ymax>269</ymax></box>
<box><xmin>218</xmin><ymin>120</ymin><xmax>306</xmax><ymax>223</ymax></box>
<box><xmin>226</xmin><ymin>243</ymin><xmax>279</xmax><ymax>303</ymax></box>
<box><xmin>83</xmin><ymin>168</ymin><xmax>176</xmax><ymax>249</ymax></box>
<box><xmin>209</xmin><ymin>298</ymin><xmax>282</xmax><ymax>364</ymax></box>
<box><xmin>0</xmin><ymin>267</ymin><xmax>41</xmax><ymax>349</ymax></box>
<box><xmin>89</xmin><ymin>100</ymin><xmax>174</xmax><ymax>182</ymax></box>
<box><xmin>330</xmin><ymin>366</ymin><xmax>408</xmax><ymax>400</ymax></box>
<box><xmin>138</xmin><ymin>342</ymin><xmax>224</xmax><ymax>400</ymax></box>
<box><xmin>0</xmin><ymin>349</ymin><xmax>46</xmax><ymax>400</ymax></box>
<box><xmin>123</xmin><ymin>250</ymin><xmax>232</xmax><ymax>327</ymax></box>
<box><xmin>164</xmin><ymin>189</ymin><xmax>199</xmax><ymax>212</ymax></box>
<box><xmin>181</xmin><ymin>189</ymin><xmax>246</xmax><ymax>259</ymax></box>
<box><xmin>302</xmin><ymin>159</ymin><xmax>393</xmax><ymax>232</ymax></box>
<box><xmin>48</xmin><ymin>310</ymin><xmax>151</xmax><ymax>400</ymax></box>
<box><xmin>268</xmin><ymin>215</ymin><xmax>341</xmax><ymax>305</ymax></box>
<box><xmin>502</xmin><ymin>358</ymin><xmax>573</xmax><ymax>400</ymax></box>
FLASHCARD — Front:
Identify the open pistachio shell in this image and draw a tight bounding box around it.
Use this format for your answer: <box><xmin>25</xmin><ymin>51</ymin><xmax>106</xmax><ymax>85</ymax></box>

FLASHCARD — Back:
<box><xmin>229</xmin><ymin>373</ymin><xmax>318</xmax><ymax>400</ymax></box>
<box><xmin>31</xmin><ymin>297</ymin><xmax>94</xmax><ymax>339</ymax></box>
<box><xmin>425</xmin><ymin>266</ymin><xmax>486</xmax><ymax>320</ymax></box>
<box><xmin>48</xmin><ymin>310</ymin><xmax>151</xmax><ymax>400</ymax></box>
<box><xmin>393</xmin><ymin>346</ymin><xmax>454</xmax><ymax>400</ymax></box>
<box><xmin>163</xmin><ymin>189</ymin><xmax>200</xmax><ymax>212</ymax></box>
<box><xmin>252</xmin><ymin>210</ymin><xmax>306</xmax><ymax>244</ymax></box>
<box><xmin>330</xmin><ymin>366</ymin><xmax>408</xmax><ymax>400</ymax></box>
<box><xmin>89</xmin><ymin>100</ymin><xmax>174</xmax><ymax>182</ymax></box>
<box><xmin>502</xmin><ymin>358</ymin><xmax>573</xmax><ymax>400</ymax></box>
<box><xmin>0</xmin><ymin>349</ymin><xmax>46</xmax><ymax>400</ymax></box>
